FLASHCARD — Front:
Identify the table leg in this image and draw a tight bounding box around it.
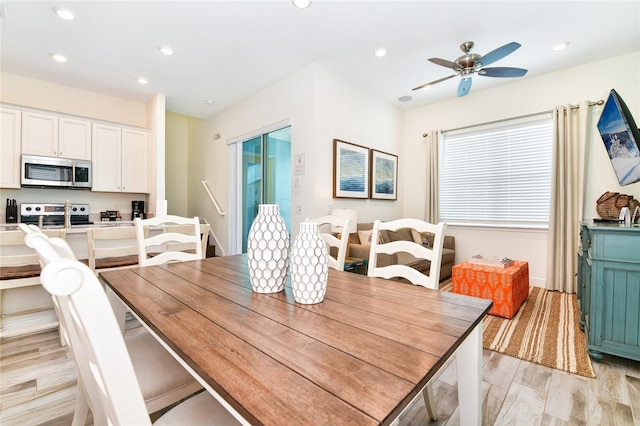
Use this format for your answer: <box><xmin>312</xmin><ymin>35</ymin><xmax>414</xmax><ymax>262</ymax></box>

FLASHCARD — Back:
<box><xmin>456</xmin><ymin>322</ymin><xmax>482</xmax><ymax>425</ymax></box>
<box><xmin>105</xmin><ymin>286</ymin><xmax>127</xmax><ymax>335</ymax></box>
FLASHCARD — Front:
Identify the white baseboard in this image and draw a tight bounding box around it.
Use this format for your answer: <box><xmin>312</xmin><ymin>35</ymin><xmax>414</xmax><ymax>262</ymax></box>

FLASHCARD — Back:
<box><xmin>529</xmin><ymin>277</ymin><xmax>545</xmax><ymax>288</ymax></box>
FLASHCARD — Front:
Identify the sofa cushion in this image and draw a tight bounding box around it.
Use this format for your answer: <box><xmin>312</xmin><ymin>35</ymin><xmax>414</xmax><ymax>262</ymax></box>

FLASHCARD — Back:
<box><xmin>386</xmin><ymin>227</ymin><xmax>413</xmax><ymax>242</ymax></box>
<box><xmin>410</xmin><ymin>229</ymin><xmax>432</xmax><ymax>248</ymax></box>
<box><xmin>358</xmin><ymin>229</ymin><xmax>383</xmax><ymax>245</ymax></box>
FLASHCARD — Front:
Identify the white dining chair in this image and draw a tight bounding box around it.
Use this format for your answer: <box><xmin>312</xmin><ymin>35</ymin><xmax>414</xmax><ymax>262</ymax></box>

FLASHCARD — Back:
<box><xmin>135</xmin><ymin>215</ymin><xmax>203</xmax><ymax>266</ymax></box>
<box><xmin>0</xmin><ymin>226</ymin><xmax>67</xmax><ymax>340</ymax></box>
<box><xmin>368</xmin><ymin>218</ymin><xmax>446</xmax><ymax>290</ymax></box>
<box><xmin>22</xmin><ymin>231</ymin><xmax>209</xmax><ymax>425</ymax></box>
<box><xmin>304</xmin><ymin>215</ymin><xmax>351</xmax><ymax>271</ymax></box>
<box><xmin>367</xmin><ymin>217</ymin><xmax>447</xmax><ymax>421</ymax></box>
<box><xmin>86</xmin><ymin>226</ymin><xmax>145</xmax><ymax>273</ymax></box>
<box><xmin>162</xmin><ymin>222</ymin><xmax>211</xmax><ymax>258</ymax></box>
<box><xmin>35</xmin><ymin>253</ymin><xmax>240</xmax><ymax>425</ymax></box>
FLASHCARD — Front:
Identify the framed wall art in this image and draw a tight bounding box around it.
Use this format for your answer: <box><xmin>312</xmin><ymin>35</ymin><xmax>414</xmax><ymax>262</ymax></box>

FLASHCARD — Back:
<box><xmin>333</xmin><ymin>139</ymin><xmax>370</xmax><ymax>199</ymax></box>
<box><xmin>370</xmin><ymin>149</ymin><xmax>398</xmax><ymax>200</ymax></box>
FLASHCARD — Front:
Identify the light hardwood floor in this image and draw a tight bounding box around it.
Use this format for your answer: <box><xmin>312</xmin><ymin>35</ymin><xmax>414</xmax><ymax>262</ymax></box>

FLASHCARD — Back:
<box><xmin>1</xmin><ymin>326</ymin><xmax>639</xmax><ymax>425</ymax></box>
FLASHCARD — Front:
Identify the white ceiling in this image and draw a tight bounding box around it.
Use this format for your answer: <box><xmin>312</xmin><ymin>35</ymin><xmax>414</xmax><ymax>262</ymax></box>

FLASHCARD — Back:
<box><xmin>1</xmin><ymin>1</ymin><xmax>639</xmax><ymax>119</ymax></box>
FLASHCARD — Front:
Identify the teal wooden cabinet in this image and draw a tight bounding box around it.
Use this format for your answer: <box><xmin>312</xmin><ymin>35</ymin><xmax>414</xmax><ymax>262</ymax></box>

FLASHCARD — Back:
<box><xmin>578</xmin><ymin>221</ymin><xmax>640</xmax><ymax>362</ymax></box>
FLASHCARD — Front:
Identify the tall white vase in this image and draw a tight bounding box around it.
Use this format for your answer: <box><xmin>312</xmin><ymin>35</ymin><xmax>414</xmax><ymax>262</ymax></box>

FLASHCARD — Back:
<box><xmin>290</xmin><ymin>222</ymin><xmax>329</xmax><ymax>304</ymax></box>
<box><xmin>247</xmin><ymin>204</ymin><xmax>289</xmax><ymax>293</ymax></box>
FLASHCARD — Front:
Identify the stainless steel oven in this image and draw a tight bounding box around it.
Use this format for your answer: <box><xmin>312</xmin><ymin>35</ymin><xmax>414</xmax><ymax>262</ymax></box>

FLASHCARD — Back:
<box><xmin>21</xmin><ymin>154</ymin><xmax>91</xmax><ymax>189</ymax></box>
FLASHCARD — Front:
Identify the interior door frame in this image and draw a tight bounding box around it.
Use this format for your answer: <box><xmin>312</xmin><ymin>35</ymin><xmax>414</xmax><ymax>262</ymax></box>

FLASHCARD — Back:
<box><xmin>227</xmin><ymin>118</ymin><xmax>291</xmax><ymax>255</ymax></box>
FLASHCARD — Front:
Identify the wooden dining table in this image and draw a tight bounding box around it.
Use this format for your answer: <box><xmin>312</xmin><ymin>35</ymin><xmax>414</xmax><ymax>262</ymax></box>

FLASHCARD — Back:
<box><xmin>100</xmin><ymin>254</ymin><xmax>492</xmax><ymax>425</ymax></box>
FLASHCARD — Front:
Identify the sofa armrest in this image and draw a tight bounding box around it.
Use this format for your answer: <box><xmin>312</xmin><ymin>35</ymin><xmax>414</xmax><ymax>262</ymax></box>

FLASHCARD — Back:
<box><xmin>348</xmin><ymin>243</ymin><xmax>371</xmax><ymax>260</ymax></box>
<box><xmin>443</xmin><ymin>235</ymin><xmax>455</xmax><ymax>251</ymax></box>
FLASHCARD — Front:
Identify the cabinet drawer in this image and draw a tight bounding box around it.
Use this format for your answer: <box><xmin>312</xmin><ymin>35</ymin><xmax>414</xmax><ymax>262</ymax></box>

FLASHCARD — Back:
<box><xmin>591</xmin><ymin>231</ymin><xmax>640</xmax><ymax>262</ymax></box>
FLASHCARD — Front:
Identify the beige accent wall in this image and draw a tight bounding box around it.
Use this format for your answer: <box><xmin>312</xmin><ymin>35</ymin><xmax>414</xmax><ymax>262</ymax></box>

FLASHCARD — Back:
<box><xmin>165</xmin><ymin>112</ymin><xmax>192</xmax><ymax>217</ymax></box>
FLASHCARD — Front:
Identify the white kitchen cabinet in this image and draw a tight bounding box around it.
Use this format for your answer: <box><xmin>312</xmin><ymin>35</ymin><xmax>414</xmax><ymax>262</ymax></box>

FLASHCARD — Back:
<box><xmin>21</xmin><ymin>110</ymin><xmax>91</xmax><ymax>160</ymax></box>
<box><xmin>21</xmin><ymin>110</ymin><xmax>58</xmax><ymax>157</ymax></box>
<box><xmin>92</xmin><ymin>123</ymin><xmax>122</xmax><ymax>192</ymax></box>
<box><xmin>121</xmin><ymin>127</ymin><xmax>149</xmax><ymax>193</ymax></box>
<box><xmin>0</xmin><ymin>106</ymin><xmax>22</xmax><ymax>188</ymax></box>
<box><xmin>59</xmin><ymin>117</ymin><xmax>92</xmax><ymax>160</ymax></box>
<box><xmin>92</xmin><ymin>123</ymin><xmax>149</xmax><ymax>193</ymax></box>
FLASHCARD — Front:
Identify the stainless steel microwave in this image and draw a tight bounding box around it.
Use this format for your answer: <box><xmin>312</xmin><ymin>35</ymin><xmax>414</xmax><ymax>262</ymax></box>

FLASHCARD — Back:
<box><xmin>21</xmin><ymin>154</ymin><xmax>92</xmax><ymax>189</ymax></box>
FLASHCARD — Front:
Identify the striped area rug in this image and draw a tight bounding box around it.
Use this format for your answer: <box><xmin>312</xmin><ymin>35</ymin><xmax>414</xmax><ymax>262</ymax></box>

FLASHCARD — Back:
<box><xmin>441</xmin><ymin>281</ymin><xmax>595</xmax><ymax>378</ymax></box>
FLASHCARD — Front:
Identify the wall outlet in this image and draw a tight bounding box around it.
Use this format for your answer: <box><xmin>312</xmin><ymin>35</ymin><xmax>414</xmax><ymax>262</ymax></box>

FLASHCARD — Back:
<box><xmin>327</xmin><ymin>205</ymin><xmax>332</xmax><ymax>214</ymax></box>
<box><xmin>296</xmin><ymin>205</ymin><xmax>302</xmax><ymax>214</ymax></box>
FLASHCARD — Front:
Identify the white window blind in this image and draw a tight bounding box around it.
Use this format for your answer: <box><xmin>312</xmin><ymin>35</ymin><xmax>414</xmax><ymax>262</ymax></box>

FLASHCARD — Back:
<box><xmin>439</xmin><ymin>114</ymin><xmax>553</xmax><ymax>228</ymax></box>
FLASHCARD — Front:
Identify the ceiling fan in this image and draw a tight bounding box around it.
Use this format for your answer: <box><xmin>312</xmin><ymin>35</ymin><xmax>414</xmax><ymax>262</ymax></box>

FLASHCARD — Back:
<box><xmin>412</xmin><ymin>41</ymin><xmax>528</xmax><ymax>97</ymax></box>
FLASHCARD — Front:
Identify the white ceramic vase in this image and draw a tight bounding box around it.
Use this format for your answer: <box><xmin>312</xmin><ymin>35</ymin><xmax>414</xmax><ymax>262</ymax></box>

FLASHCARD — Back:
<box><xmin>247</xmin><ymin>204</ymin><xmax>289</xmax><ymax>293</ymax></box>
<box><xmin>290</xmin><ymin>222</ymin><xmax>329</xmax><ymax>304</ymax></box>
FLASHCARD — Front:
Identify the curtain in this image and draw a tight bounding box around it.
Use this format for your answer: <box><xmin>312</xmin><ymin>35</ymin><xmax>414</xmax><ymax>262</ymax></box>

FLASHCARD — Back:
<box><xmin>546</xmin><ymin>102</ymin><xmax>589</xmax><ymax>293</ymax></box>
<box><xmin>424</xmin><ymin>130</ymin><xmax>441</xmax><ymax>223</ymax></box>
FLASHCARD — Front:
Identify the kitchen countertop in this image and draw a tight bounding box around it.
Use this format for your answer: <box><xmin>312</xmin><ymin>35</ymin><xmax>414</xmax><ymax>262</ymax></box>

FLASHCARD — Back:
<box><xmin>0</xmin><ymin>221</ymin><xmax>136</xmax><ymax>233</ymax></box>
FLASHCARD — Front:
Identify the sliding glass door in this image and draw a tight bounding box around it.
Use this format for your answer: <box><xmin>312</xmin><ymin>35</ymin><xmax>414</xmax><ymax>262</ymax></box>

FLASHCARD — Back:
<box><xmin>241</xmin><ymin>126</ymin><xmax>291</xmax><ymax>252</ymax></box>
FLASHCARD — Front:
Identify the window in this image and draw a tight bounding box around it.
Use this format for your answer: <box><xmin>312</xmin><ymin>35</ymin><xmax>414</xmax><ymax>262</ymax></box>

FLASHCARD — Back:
<box><xmin>439</xmin><ymin>114</ymin><xmax>553</xmax><ymax>228</ymax></box>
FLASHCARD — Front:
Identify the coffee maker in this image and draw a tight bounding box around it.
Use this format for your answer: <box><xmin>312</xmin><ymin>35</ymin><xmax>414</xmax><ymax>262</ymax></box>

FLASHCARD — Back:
<box><xmin>132</xmin><ymin>200</ymin><xmax>145</xmax><ymax>220</ymax></box>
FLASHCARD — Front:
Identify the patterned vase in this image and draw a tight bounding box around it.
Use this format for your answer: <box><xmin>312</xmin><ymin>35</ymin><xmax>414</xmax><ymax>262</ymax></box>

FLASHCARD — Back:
<box><xmin>290</xmin><ymin>222</ymin><xmax>329</xmax><ymax>304</ymax></box>
<box><xmin>247</xmin><ymin>204</ymin><xmax>289</xmax><ymax>293</ymax></box>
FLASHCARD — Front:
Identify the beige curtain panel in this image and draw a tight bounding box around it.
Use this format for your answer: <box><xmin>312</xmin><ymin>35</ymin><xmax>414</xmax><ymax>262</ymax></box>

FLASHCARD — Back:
<box><xmin>424</xmin><ymin>130</ymin><xmax>441</xmax><ymax>224</ymax></box>
<box><xmin>546</xmin><ymin>101</ymin><xmax>589</xmax><ymax>293</ymax></box>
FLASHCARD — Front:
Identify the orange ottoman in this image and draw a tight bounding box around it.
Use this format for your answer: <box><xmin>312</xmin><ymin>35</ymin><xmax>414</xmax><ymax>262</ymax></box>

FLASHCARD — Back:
<box><xmin>452</xmin><ymin>260</ymin><xmax>529</xmax><ymax>319</ymax></box>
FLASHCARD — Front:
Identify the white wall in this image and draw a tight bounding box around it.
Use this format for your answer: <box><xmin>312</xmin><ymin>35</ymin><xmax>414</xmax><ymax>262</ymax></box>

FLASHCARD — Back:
<box><xmin>403</xmin><ymin>51</ymin><xmax>640</xmax><ymax>287</ymax></box>
<box><xmin>188</xmin><ymin>64</ymin><xmax>404</xmax><ymax>254</ymax></box>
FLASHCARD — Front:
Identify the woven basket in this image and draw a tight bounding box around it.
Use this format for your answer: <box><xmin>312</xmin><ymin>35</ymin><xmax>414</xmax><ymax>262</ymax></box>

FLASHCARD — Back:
<box><xmin>596</xmin><ymin>191</ymin><xmax>640</xmax><ymax>220</ymax></box>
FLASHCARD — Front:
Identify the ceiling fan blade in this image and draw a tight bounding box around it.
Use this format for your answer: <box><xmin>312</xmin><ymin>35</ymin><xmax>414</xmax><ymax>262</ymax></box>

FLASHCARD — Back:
<box><xmin>479</xmin><ymin>42</ymin><xmax>521</xmax><ymax>66</ymax></box>
<box><xmin>428</xmin><ymin>57</ymin><xmax>461</xmax><ymax>70</ymax></box>
<box><xmin>412</xmin><ymin>74</ymin><xmax>457</xmax><ymax>91</ymax></box>
<box><xmin>479</xmin><ymin>67</ymin><xmax>528</xmax><ymax>77</ymax></box>
<box><xmin>458</xmin><ymin>77</ymin><xmax>472</xmax><ymax>97</ymax></box>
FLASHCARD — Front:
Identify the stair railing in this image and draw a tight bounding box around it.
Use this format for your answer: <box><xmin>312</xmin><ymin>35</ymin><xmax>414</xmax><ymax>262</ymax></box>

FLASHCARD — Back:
<box><xmin>201</xmin><ymin>180</ymin><xmax>226</xmax><ymax>256</ymax></box>
<box><xmin>201</xmin><ymin>180</ymin><xmax>226</xmax><ymax>216</ymax></box>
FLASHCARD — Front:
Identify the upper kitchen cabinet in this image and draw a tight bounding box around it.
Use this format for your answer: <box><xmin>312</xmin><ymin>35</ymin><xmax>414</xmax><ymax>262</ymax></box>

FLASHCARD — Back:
<box><xmin>21</xmin><ymin>111</ymin><xmax>91</xmax><ymax>160</ymax></box>
<box><xmin>121</xmin><ymin>128</ymin><xmax>150</xmax><ymax>194</ymax></box>
<box><xmin>0</xmin><ymin>106</ymin><xmax>22</xmax><ymax>188</ymax></box>
<box><xmin>92</xmin><ymin>123</ymin><xmax>149</xmax><ymax>193</ymax></box>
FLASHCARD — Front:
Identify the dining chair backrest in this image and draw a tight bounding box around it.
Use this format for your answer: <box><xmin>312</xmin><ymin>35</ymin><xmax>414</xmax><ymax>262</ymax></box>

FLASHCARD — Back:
<box><xmin>18</xmin><ymin>224</ymin><xmax>75</xmax><ymax>265</ymax></box>
<box><xmin>135</xmin><ymin>215</ymin><xmax>202</xmax><ymax>267</ymax></box>
<box><xmin>40</xmin><ymin>256</ymin><xmax>151</xmax><ymax>424</ymax></box>
<box><xmin>86</xmin><ymin>226</ymin><xmax>145</xmax><ymax>273</ymax></box>
<box><xmin>367</xmin><ymin>218</ymin><xmax>446</xmax><ymax>290</ymax></box>
<box><xmin>162</xmin><ymin>223</ymin><xmax>210</xmax><ymax>258</ymax></box>
<box><xmin>304</xmin><ymin>215</ymin><xmax>351</xmax><ymax>271</ymax></box>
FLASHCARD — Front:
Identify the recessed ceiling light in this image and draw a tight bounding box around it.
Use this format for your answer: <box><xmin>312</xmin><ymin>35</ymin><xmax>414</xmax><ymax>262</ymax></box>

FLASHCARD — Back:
<box><xmin>205</xmin><ymin>99</ymin><xmax>215</xmax><ymax>105</ymax></box>
<box><xmin>552</xmin><ymin>41</ymin><xmax>570</xmax><ymax>51</ymax></box>
<box><xmin>50</xmin><ymin>53</ymin><xmax>67</xmax><ymax>62</ymax></box>
<box><xmin>292</xmin><ymin>0</ymin><xmax>311</xmax><ymax>9</ymax></box>
<box><xmin>374</xmin><ymin>48</ymin><xmax>388</xmax><ymax>58</ymax></box>
<box><xmin>398</xmin><ymin>95</ymin><xmax>412</xmax><ymax>102</ymax></box>
<box><xmin>158</xmin><ymin>46</ymin><xmax>175</xmax><ymax>56</ymax></box>
<box><xmin>136</xmin><ymin>77</ymin><xmax>149</xmax><ymax>85</ymax></box>
<box><xmin>53</xmin><ymin>8</ymin><xmax>74</xmax><ymax>20</ymax></box>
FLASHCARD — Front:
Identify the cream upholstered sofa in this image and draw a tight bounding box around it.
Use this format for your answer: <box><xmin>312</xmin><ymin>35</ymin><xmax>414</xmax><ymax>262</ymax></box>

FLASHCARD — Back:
<box><xmin>347</xmin><ymin>222</ymin><xmax>456</xmax><ymax>281</ymax></box>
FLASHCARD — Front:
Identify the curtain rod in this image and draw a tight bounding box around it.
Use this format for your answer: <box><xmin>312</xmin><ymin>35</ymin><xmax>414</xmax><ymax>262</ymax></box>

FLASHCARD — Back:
<box><xmin>422</xmin><ymin>99</ymin><xmax>604</xmax><ymax>138</ymax></box>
